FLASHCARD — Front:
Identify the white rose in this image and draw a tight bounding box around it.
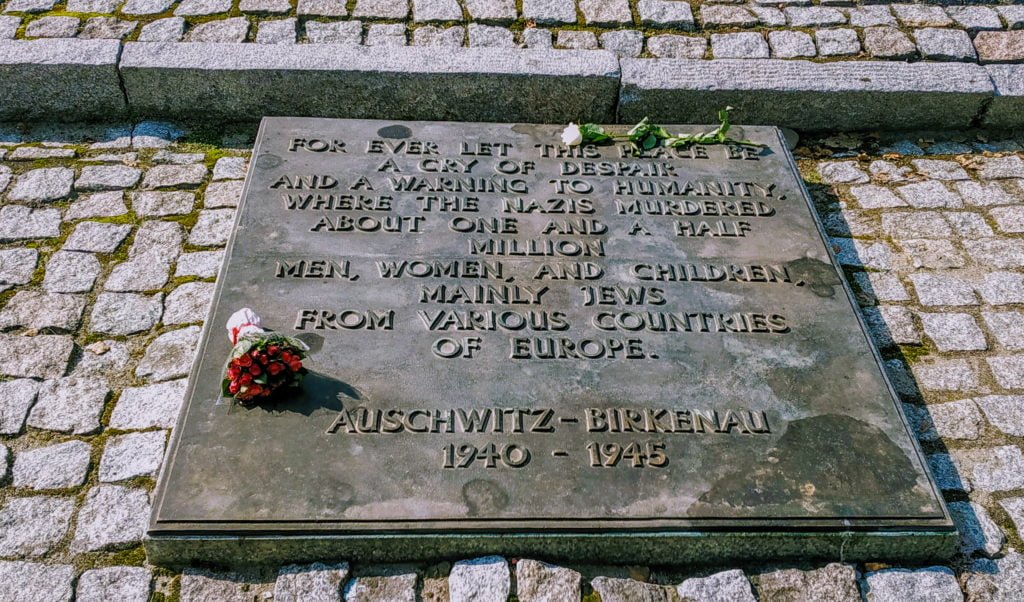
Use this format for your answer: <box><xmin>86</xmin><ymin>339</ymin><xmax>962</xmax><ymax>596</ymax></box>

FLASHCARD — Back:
<box><xmin>561</xmin><ymin>123</ymin><xmax>583</xmax><ymax>146</ymax></box>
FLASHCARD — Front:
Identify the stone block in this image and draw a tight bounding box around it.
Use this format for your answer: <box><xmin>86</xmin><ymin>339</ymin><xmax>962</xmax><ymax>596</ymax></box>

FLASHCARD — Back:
<box><xmin>120</xmin><ymin>44</ymin><xmax>620</xmax><ymax>123</ymax></box>
<box><xmin>0</xmin><ymin>40</ymin><xmax>124</xmax><ymax>121</ymax></box>
<box><xmin>618</xmin><ymin>59</ymin><xmax>992</xmax><ymax>131</ymax></box>
<box><xmin>984</xmin><ymin>65</ymin><xmax>1024</xmax><ymax>129</ymax></box>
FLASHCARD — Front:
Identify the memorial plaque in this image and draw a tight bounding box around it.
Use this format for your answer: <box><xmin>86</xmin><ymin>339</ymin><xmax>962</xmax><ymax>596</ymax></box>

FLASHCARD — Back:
<box><xmin>148</xmin><ymin>118</ymin><xmax>955</xmax><ymax>565</ymax></box>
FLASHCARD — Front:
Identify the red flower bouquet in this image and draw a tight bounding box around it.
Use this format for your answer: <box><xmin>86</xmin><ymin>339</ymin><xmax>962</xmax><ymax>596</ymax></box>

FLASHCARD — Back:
<box><xmin>222</xmin><ymin>308</ymin><xmax>309</xmax><ymax>406</ymax></box>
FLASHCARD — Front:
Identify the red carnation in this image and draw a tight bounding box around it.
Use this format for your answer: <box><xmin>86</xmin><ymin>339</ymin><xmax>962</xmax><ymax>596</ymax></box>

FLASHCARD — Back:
<box><xmin>267</xmin><ymin>346</ymin><xmax>280</xmax><ymax>356</ymax></box>
<box><xmin>267</xmin><ymin>362</ymin><xmax>284</xmax><ymax>376</ymax></box>
<box><xmin>239</xmin><ymin>373</ymin><xmax>253</xmax><ymax>385</ymax></box>
<box><xmin>289</xmin><ymin>360</ymin><xmax>302</xmax><ymax>372</ymax></box>
<box><xmin>250</xmin><ymin>364</ymin><xmax>262</xmax><ymax>377</ymax></box>
<box><xmin>228</xmin><ymin>381</ymin><xmax>240</xmax><ymax>394</ymax></box>
<box><xmin>237</xmin><ymin>354</ymin><xmax>252</xmax><ymax>367</ymax></box>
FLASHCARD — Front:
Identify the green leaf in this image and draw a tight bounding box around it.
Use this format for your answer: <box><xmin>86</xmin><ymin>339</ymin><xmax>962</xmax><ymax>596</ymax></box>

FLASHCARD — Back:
<box><xmin>221</xmin><ymin>379</ymin><xmax>232</xmax><ymax>397</ymax></box>
<box><xmin>642</xmin><ymin>133</ymin><xmax>657</xmax><ymax>150</ymax></box>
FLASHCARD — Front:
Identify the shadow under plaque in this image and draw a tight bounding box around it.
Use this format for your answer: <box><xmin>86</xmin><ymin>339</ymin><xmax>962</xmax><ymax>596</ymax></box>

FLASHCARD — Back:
<box><xmin>146</xmin><ymin>118</ymin><xmax>956</xmax><ymax>566</ymax></box>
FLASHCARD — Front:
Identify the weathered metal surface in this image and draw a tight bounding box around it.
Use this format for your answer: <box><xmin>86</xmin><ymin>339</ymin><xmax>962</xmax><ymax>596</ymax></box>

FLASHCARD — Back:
<box><xmin>148</xmin><ymin>117</ymin><xmax>954</xmax><ymax>564</ymax></box>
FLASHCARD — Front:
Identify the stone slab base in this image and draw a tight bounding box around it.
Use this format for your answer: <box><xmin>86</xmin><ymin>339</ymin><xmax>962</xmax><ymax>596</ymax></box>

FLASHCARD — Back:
<box><xmin>0</xmin><ymin>40</ymin><xmax>1021</xmax><ymax>130</ymax></box>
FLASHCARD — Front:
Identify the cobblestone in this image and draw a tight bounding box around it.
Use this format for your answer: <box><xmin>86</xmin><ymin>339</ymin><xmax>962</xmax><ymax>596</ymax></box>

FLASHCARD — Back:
<box><xmin>0</xmin><ymin>561</ymin><xmax>74</xmax><ymax>602</ymax></box>
<box><xmin>0</xmin><ymin>496</ymin><xmax>75</xmax><ymax>557</ymax></box>
<box><xmin>863</xmin><ymin>567</ymin><xmax>963</xmax><ymax>602</ymax></box>
<box><xmin>110</xmin><ymin>379</ymin><xmax>186</xmax><ymax>429</ymax></box>
<box><xmin>99</xmin><ymin>430</ymin><xmax>166</xmax><ymax>482</ymax></box>
<box><xmin>756</xmin><ymin>563</ymin><xmax>859</xmax><ymax>601</ymax></box>
<box><xmin>135</xmin><ymin>325</ymin><xmax>200</xmax><ymax>382</ymax></box>
<box><xmin>43</xmin><ymin>251</ymin><xmax>101</xmax><ymax>293</ymax></box>
<box><xmin>918</xmin><ymin>312</ymin><xmax>987</xmax><ymax>352</ymax></box>
<box><xmin>71</xmin><ymin>485</ymin><xmax>150</xmax><ymax>552</ymax></box>
<box><xmin>76</xmin><ymin>567</ymin><xmax>152</xmax><ymax>602</ymax></box>
<box><xmin>64</xmin><ymin>221</ymin><xmax>132</xmax><ymax>253</ymax></box>
<box><xmin>12</xmin><ymin>439</ymin><xmax>91</xmax><ymax>489</ymax></box>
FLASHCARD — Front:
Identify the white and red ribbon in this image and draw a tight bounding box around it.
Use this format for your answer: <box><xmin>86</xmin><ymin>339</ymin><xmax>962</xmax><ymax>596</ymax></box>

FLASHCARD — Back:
<box><xmin>226</xmin><ymin>308</ymin><xmax>264</xmax><ymax>345</ymax></box>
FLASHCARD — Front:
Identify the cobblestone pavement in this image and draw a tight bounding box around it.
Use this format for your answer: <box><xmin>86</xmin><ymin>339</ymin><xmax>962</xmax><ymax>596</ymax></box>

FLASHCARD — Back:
<box><xmin>1</xmin><ymin>0</ymin><xmax>1023</xmax><ymax>63</ymax></box>
<box><xmin>0</xmin><ymin>121</ymin><xmax>1023</xmax><ymax>600</ymax></box>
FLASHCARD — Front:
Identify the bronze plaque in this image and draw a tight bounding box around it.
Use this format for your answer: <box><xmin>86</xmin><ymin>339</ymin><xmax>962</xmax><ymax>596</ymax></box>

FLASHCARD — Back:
<box><xmin>148</xmin><ymin>118</ymin><xmax>954</xmax><ymax>565</ymax></box>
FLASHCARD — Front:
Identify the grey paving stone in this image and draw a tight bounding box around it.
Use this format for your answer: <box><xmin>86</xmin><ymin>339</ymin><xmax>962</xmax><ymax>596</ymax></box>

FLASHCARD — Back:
<box><xmin>413</xmin><ymin>0</ymin><xmax>461</xmax><ymax>22</ymax></box>
<box><xmin>945</xmin><ymin>211</ymin><xmax>993</xmax><ymax>237</ymax></box>
<box><xmin>153</xmin><ymin>150</ymin><xmax>205</xmax><ymax>165</ymax></box>
<box><xmin>976</xmin><ymin>31</ymin><xmax>1024</xmax><ymax>64</ymax></box>
<box><xmin>927</xmin><ymin>453</ymin><xmax>970</xmax><ymax>492</ymax></box>
<box><xmin>136</xmin><ymin>325</ymin><xmax>201</xmax><ymax>381</ymax></box>
<box><xmin>212</xmin><ymin>156</ymin><xmax>247</xmax><ymax>180</ymax></box>
<box><xmin>43</xmin><ymin>251</ymin><xmax>100</xmax><ymax>293</ymax></box>
<box><xmin>240</xmin><ymin>0</ymin><xmax>290</xmax><ymax>12</ymax></box>
<box><xmin>591</xmin><ymin>576</ymin><xmax>668</xmax><ymax>602</ymax></box>
<box><xmin>786</xmin><ymin>6</ymin><xmax>844</xmax><ymax>27</ymax></box>
<box><xmin>912</xmin><ymin>358</ymin><xmax>979</xmax><ymax>392</ymax></box>
<box><xmin>959</xmin><ymin>445</ymin><xmax>1024</xmax><ymax>492</ymax></box>
<box><xmin>79</xmin><ymin>17</ymin><xmax>137</xmax><ymax>39</ymax></box>
<box><xmin>998</xmin><ymin>498</ymin><xmax>1024</xmax><ymax>541</ymax></box>
<box><xmin>910</xmin><ymin>272</ymin><xmax>977</xmax><ymax>307</ymax></box>
<box><xmin>983</xmin><ymin>312</ymin><xmax>1024</xmax><ymax>350</ymax></box>
<box><xmin>0</xmin><ymin>379</ymin><xmax>40</xmax><ymax>434</ymax></box>
<box><xmin>990</xmin><ymin>206</ymin><xmax>1024</xmax><ymax>234</ymax></box>
<box><xmin>27</xmin><ymin>376</ymin><xmax>108</xmax><ymax>434</ymax></box>
<box><xmin>896</xmin><ymin>181</ymin><xmax>962</xmax><ymax>208</ymax></box>
<box><xmin>0</xmin><ymin>496</ymin><xmax>75</xmax><ymax>557</ymax></box>
<box><xmin>9</xmin><ymin>146</ymin><xmax>75</xmax><ymax>160</ymax></box>
<box><xmin>701</xmin><ymin>5</ymin><xmax>756</xmax><ymax>28</ymax></box>
<box><xmin>883</xmin><ymin>212</ymin><xmax>955</xmax><ymax>240</ymax></box>
<box><xmin>305</xmin><ymin>20</ymin><xmax>362</xmax><ymax>43</ymax></box>
<box><xmin>819</xmin><ymin>161</ymin><xmax>868</xmax><ymax>184</ymax></box>
<box><xmin>955</xmin><ymin>181</ymin><xmax>1014</xmax><ymax>207</ymax></box>
<box><xmin>132</xmin><ymin>191</ymin><xmax>195</xmax><ymax>217</ymax></box>
<box><xmin>967</xmin><ymin>551</ymin><xmax>1024</xmax><ymax>601</ymax></box>
<box><xmin>256</xmin><ymin>19</ymin><xmax>296</xmax><ymax>44</ymax></box>
<box><xmin>413</xmin><ymin>25</ymin><xmax>464</xmax><ymax>47</ymax></box>
<box><xmin>133</xmin><ymin>16</ymin><xmax>183</xmax><ymax>39</ymax></box>
<box><xmin>915</xmin><ymin>28</ymin><xmax>976</xmax><ymax>63</ymax></box>
<box><xmin>182</xmin><ymin>568</ymin><xmax>271</xmax><ymax>602</ymax></box>
<box><xmin>847</xmin><ymin>5</ymin><xmax>894</xmax><ymax>28</ymax></box>
<box><xmin>515</xmin><ymin>560</ymin><xmax>580</xmax><ymax>602</ymax></box>
<box><xmin>975</xmin><ymin>394</ymin><xmax>1024</xmax><ymax>437</ymax></box>
<box><xmin>768</xmin><ymin>30</ymin><xmax>815</xmax><ymax>58</ymax></box>
<box><xmin>0</xmin><ymin>333</ymin><xmax>73</xmax><ymax>379</ymax></box>
<box><xmin>901</xmin><ymin>239</ymin><xmax>964</xmax><ymax>270</ymax></box>
<box><xmin>849</xmin><ymin>184</ymin><xmax>905</xmax><ymax>209</ymax></box>
<box><xmin>647</xmin><ymin>34</ymin><xmax>706</xmax><ymax>58</ymax></box>
<box><xmin>365</xmin><ymin>23</ymin><xmax>406</xmax><ymax>45</ymax></box>
<box><xmin>522</xmin><ymin>27</ymin><xmax>552</xmax><ymax>49</ymax></box>
<box><xmin>89</xmin><ymin>292</ymin><xmax>163</xmax><ymax>335</ymax></box>
<box><xmin>174</xmin><ymin>250</ymin><xmax>224</xmax><ymax>279</ymax></box>
<box><xmin>105</xmin><ymin>258</ymin><xmax>170</xmax><ymax>292</ymax></box>
<box><xmin>830</xmin><ymin>237</ymin><xmax>897</xmax><ymax>270</ymax></box>
<box><xmin>815</xmin><ymin>28</ymin><xmax>859</xmax><ymax>56</ymax></box>
<box><xmin>64</xmin><ymin>221</ymin><xmax>131</xmax><ymax>253</ymax></box>
<box><xmin>175</xmin><ymin>0</ymin><xmax>230</xmax><ymax>15</ymax></box>
<box><xmin>110</xmin><ymin>379</ymin><xmax>186</xmax><ymax>429</ymax></box>
<box><xmin>71</xmin><ymin>485</ymin><xmax>149</xmax><ymax>552</ymax></box>
<box><xmin>638</xmin><ymin>0</ymin><xmax>693</xmax><ymax>29</ymax></box>
<box><xmin>0</xmin><ymin>561</ymin><xmax>73</xmax><ymax>602</ymax></box>
<box><xmin>3</xmin><ymin>0</ymin><xmax>58</xmax><ymax>11</ymax></box>
<box><xmin>600</xmin><ymin>30</ymin><xmax>643</xmax><ymax>58</ymax></box>
<box><xmin>121</xmin><ymin>0</ymin><xmax>174</xmax><ymax>15</ymax></box>
<box><xmin>464</xmin><ymin>0</ymin><xmax>515</xmax><ymax>22</ymax></box>
<box><xmin>919</xmin><ymin>312</ymin><xmax>986</xmax><ymax>351</ymax></box>
<box><xmin>352</xmin><ymin>0</ymin><xmax>407</xmax><ymax>18</ymax></box>
<box><xmin>164</xmin><ymin>281</ymin><xmax>215</xmax><ymax>325</ymax></box>
<box><xmin>580</xmin><ymin>0</ymin><xmax>630</xmax><ymax>25</ymax></box>
<box><xmin>344</xmin><ymin>573</ymin><xmax>417</xmax><ymax>602</ymax></box>
<box><xmin>129</xmin><ymin>220</ymin><xmax>184</xmax><ymax>261</ymax></box>
<box><xmin>24</xmin><ymin>16</ymin><xmax>80</xmax><ymax>38</ymax></box>
<box><xmin>142</xmin><ymin>163</ymin><xmax>208</xmax><ymax>189</ymax></box>
<box><xmin>853</xmin><ymin>272</ymin><xmax>909</xmax><ymax>303</ymax></box>
<box><xmin>964</xmin><ymin>239</ymin><xmax>1024</xmax><ymax>269</ymax></box>
<box><xmin>893</xmin><ymin>4</ymin><xmax>952</xmax><ymax>28</ymax></box>
<box><xmin>867</xmin><ymin>305</ymin><xmax>919</xmax><ymax>346</ymax></box>
<box><xmin>185</xmin><ymin>17</ymin><xmax>250</xmax><ymax>42</ymax></box>
<box><xmin>70</xmin><ymin>339</ymin><xmax>132</xmax><ymax>378</ymax></box>
<box><xmin>100</xmin><ymin>430</ymin><xmax>166</xmax><ymax>482</ymax></box>
<box><xmin>7</xmin><ymin>167</ymin><xmax>74</xmax><ymax>202</ymax></box>
<box><xmin>449</xmin><ymin>556</ymin><xmax>509</xmax><ymax>602</ymax></box>
<box><xmin>904</xmin><ymin>399</ymin><xmax>982</xmax><ymax>442</ymax></box>
<box><xmin>275</xmin><ymin>562</ymin><xmax>349</xmax><ymax>602</ymax></box>
<box><xmin>67</xmin><ymin>0</ymin><xmax>119</xmax><ymax>10</ymax></box>
<box><xmin>556</xmin><ymin>30</ymin><xmax>598</xmax><ymax>50</ymax></box>
<box><xmin>711</xmin><ymin>32</ymin><xmax>769</xmax><ymax>58</ymax></box>
<box><xmin>948</xmin><ymin>6</ymin><xmax>1001</xmax><ymax>33</ymax></box>
<box><xmin>201</xmin><ymin>180</ymin><xmax>242</xmax><ymax>208</ymax></box>
<box><xmin>132</xmin><ymin>121</ymin><xmax>185</xmax><ymax>149</ymax></box>
<box><xmin>863</xmin><ymin>26</ymin><xmax>916</xmax><ymax>59</ymax></box>
<box><xmin>77</xmin><ymin>567</ymin><xmax>152</xmax><ymax>602</ymax></box>
<box><xmin>0</xmin><ymin>165</ymin><xmax>9</xmax><ymax>192</ymax></box>
<box><xmin>999</xmin><ymin>6</ymin><xmax>1024</xmax><ymax>30</ymax></box>
<box><xmin>0</xmin><ymin>291</ymin><xmax>85</xmax><ymax>332</ymax></box>
<box><xmin>0</xmin><ymin>248</ymin><xmax>37</xmax><ymax>291</ymax></box>
<box><xmin>75</xmin><ymin>164</ymin><xmax>141</xmax><ymax>191</ymax></box>
<box><xmin>0</xmin><ymin>17</ymin><xmax>20</xmax><ymax>39</ymax></box>
<box><xmin>750</xmin><ymin>6</ymin><xmax>784</xmax><ymax>27</ymax></box>
<box><xmin>988</xmin><ymin>356</ymin><xmax>1024</xmax><ymax>389</ymax></box>
<box><xmin>756</xmin><ymin>563</ymin><xmax>859</xmax><ymax>602</ymax></box>
<box><xmin>913</xmin><ymin>159</ymin><xmax>969</xmax><ymax>181</ymax></box>
<box><xmin>522</xmin><ymin>0</ymin><xmax>575</xmax><ymax>25</ymax></box>
<box><xmin>978</xmin><ymin>272</ymin><xmax>1024</xmax><ymax>305</ymax></box>
<box><xmin>66</xmin><ymin>190</ymin><xmax>128</xmax><ymax>220</ymax></box>
<box><xmin>296</xmin><ymin>0</ymin><xmax>347</xmax><ymax>16</ymax></box>
<box><xmin>676</xmin><ymin>569</ymin><xmax>755</xmax><ymax>602</ymax></box>
<box><xmin>470</xmin><ymin>23</ymin><xmax>515</xmax><ymax>47</ymax></box>
<box><xmin>978</xmin><ymin>156</ymin><xmax>1024</xmax><ymax>180</ymax></box>
<box><xmin>12</xmin><ymin>440</ymin><xmax>91</xmax><ymax>489</ymax></box>
<box><xmin>189</xmin><ymin>208</ymin><xmax>236</xmax><ymax>246</ymax></box>
<box><xmin>863</xmin><ymin>567</ymin><xmax>963</xmax><ymax>602</ymax></box>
